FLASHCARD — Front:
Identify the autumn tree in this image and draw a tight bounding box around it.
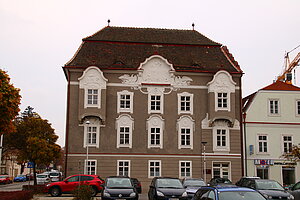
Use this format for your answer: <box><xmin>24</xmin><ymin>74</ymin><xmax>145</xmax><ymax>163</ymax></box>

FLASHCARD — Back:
<box><xmin>5</xmin><ymin>107</ymin><xmax>61</xmax><ymax>185</ymax></box>
<box><xmin>283</xmin><ymin>145</ymin><xmax>300</xmax><ymax>163</ymax></box>
<box><xmin>0</xmin><ymin>69</ymin><xmax>21</xmax><ymax>135</ymax></box>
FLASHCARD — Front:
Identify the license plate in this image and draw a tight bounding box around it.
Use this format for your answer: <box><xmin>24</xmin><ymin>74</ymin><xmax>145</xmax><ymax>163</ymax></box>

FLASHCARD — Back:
<box><xmin>169</xmin><ymin>198</ymin><xmax>179</xmax><ymax>200</ymax></box>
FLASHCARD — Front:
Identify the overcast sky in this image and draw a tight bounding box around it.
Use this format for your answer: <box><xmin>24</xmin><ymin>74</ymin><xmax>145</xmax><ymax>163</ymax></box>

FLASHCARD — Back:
<box><xmin>1</xmin><ymin>0</ymin><xmax>300</xmax><ymax>147</ymax></box>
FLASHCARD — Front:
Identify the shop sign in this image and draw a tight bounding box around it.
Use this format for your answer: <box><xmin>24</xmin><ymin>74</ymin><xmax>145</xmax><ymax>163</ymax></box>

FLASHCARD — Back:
<box><xmin>254</xmin><ymin>159</ymin><xmax>274</xmax><ymax>165</ymax></box>
<box><xmin>274</xmin><ymin>162</ymin><xmax>297</xmax><ymax>166</ymax></box>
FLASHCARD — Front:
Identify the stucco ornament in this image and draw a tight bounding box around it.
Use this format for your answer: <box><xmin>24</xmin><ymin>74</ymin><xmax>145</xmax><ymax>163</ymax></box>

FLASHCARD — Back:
<box><xmin>79</xmin><ymin>66</ymin><xmax>108</xmax><ymax>90</ymax></box>
<box><xmin>119</xmin><ymin>55</ymin><xmax>193</xmax><ymax>94</ymax></box>
<box><xmin>207</xmin><ymin>70</ymin><xmax>236</xmax><ymax>93</ymax></box>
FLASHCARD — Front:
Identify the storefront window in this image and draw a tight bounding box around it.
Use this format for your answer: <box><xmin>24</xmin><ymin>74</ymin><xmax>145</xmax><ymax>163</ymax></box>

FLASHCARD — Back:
<box><xmin>282</xmin><ymin>167</ymin><xmax>295</xmax><ymax>186</ymax></box>
<box><xmin>257</xmin><ymin>167</ymin><xmax>269</xmax><ymax>179</ymax></box>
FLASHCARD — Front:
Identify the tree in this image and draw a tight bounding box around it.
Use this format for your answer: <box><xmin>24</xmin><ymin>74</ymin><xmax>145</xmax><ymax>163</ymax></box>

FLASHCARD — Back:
<box><xmin>0</xmin><ymin>69</ymin><xmax>21</xmax><ymax>135</ymax></box>
<box><xmin>5</xmin><ymin>108</ymin><xmax>61</xmax><ymax>185</ymax></box>
<box><xmin>283</xmin><ymin>145</ymin><xmax>300</xmax><ymax>163</ymax></box>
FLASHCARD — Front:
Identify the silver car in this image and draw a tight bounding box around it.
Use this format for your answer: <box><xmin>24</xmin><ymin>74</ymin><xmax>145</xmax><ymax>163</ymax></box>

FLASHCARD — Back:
<box><xmin>36</xmin><ymin>174</ymin><xmax>50</xmax><ymax>185</ymax></box>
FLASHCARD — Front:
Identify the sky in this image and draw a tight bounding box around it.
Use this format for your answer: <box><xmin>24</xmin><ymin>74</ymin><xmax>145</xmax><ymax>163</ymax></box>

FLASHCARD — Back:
<box><xmin>1</xmin><ymin>0</ymin><xmax>300</xmax><ymax>147</ymax></box>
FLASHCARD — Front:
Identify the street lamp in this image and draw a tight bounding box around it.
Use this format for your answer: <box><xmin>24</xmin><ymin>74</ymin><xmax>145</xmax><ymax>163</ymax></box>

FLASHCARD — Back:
<box><xmin>201</xmin><ymin>141</ymin><xmax>207</xmax><ymax>183</ymax></box>
<box><xmin>85</xmin><ymin>120</ymin><xmax>90</xmax><ymax>175</ymax></box>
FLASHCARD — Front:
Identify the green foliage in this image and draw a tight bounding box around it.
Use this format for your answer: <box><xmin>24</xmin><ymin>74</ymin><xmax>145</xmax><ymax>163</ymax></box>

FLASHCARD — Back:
<box><xmin>283</xmin><ymin>145</ymin><xmax>300</xmax><ymax>163</ymax></box>
<box><xmin>72</xmin><ymin>185</ymin><xmax>93</xmax><ymax>200</ymax></box>
<box><xmin>0</xmin><ymin>69</ymin><xmax>21</xmax><ymax>135</ymax></box>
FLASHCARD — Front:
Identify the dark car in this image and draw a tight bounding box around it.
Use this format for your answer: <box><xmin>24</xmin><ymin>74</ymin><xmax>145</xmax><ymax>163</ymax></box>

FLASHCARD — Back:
<box><xmin>288</xmin><ymin>181</ymin><xmax>300</xmax><ymax>200</ymax></box>
<box><xmin>44</xmin><ymin>174</ymin><xmax>104</xmax><ymax>197</ymax></box>
<box><xmin>192</xmin><ymin>185</ymin><xmax>267</xmax><ymax>200</ymax></box>
<box><xmin>236</xmin><ymin>176</ymin><xmax>260</xmax><ymax>186</ymax></box>
<box><xmin>208</xmin><ymin>177</ymin><xmax>232</xmax><ymax>186</ymax></box>
<box><xmin>131</xmin><ymin>178</ymin><xmax>142</xmax><ymax>194</ymax></box>
<box><xmin>102</xmin><ymin>176</ymin><xmax>138</xmax><ymax>200</ymax></box>
<box><xmin>237</xmin><ymin>178</ymin><xmax>294</xmax><ymax>200</ymax></box>
<box><xmin>148</xmin><ymin>177</ymin><xmax>188</xmax><ymax>200</ymax></box>
<box><xmin>182</xmin><ymin>178</ymin><xmax>206</xmax><ymax>199</ymax></box>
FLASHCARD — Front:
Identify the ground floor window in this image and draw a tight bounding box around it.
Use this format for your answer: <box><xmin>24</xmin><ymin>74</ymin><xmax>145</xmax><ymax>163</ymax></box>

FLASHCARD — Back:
<box><xmin>180</xmin><ymin>161</ymin><xmax>192</xmax><ymax>178</ymax></box>
<box><xmin>118</xmin><ymin>160</ymin><xmax>130</xmax><ymax>176</ymax></box>
<box><xmin>282</xmin><ymin>167</ymin><xmax>295</xmax><ymax>186</ymax></box>
<box><xmin>149</xmin><ymin>160</ymin><xmax>161</xmax><ymax>177</ymax></box>
<box><xmin>256</xmin><ymin>166</ymin><xmax>269</xmax><ymax>179</ymax></box>
<box><xmin>212</xmin><ymin>162</ymin><xmax>230</xmax><ymax>179</ymax></box>
<box><xmin>85</xmin><ymin>160</ymin><xmax>96</xmax><ymax>175</ymax></box>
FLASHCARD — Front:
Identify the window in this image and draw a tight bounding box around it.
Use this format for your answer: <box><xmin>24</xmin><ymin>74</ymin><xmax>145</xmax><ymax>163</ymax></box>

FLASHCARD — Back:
<box><xmin>148</xmin><ymin>93</ymin><xmax>164</xmax><ymax>114</ymax></box>
<box><xmin>283</xmin><ymin>135</ymin><xmax>292</xmax><ymax>153</ymax></box>
<box><xmin>217</xmin><ymin>93</ymin><xmax>228</xmax><ymax>108</ymax></box>
<box><xmin>147</xmin><ymin>115</ymin><xmax>164</xmax><ymax>149</ymax></box>
<box><xmin>84</xmin><ymin>120</ymin><xmax>100</xmax><ymax>148</ymax></box>
<box><xmin>179</xmin><ymin>161</ymin><xmax>192</xmax><ymax>178</ymax></box>
<box><xmin>149</xmin><ymin>160</ymin><xmax>161</xmax><ymax>177</ymax></box>
<box><xmin>85</xmin><ymin>160</ymin><xmax>96</xmax><ymax>175</ymax></box>
<box><xmin>117</xmin><ymin>90</ymin><xmax>133</xmax><ymax>113</ymax></box>
<box><xmin>217</xmin><ymin>129</ymin><xmax>226</xmax><ymax>147</ymax></box>
<box><xmin>213</xmin><ymin>121</ymin><xmax>230</xmax><ymax>152</ymax></box>
<box><xmin>258</xmin><ymin>135</ymin><xmax>268</xmax><ymax>153</ymax></box>
<box><xmin>296</xmin><ymin>100</ymin><xmax>300</xmax><ymax>115</ymax></box>
<box><xmin>181</xmin><ymin>128</ymin><xmax>191</xmax><ymax>146</ymax></box>
<box><xmin>177</xmin><ymin>116</ymin><xmax>194</xmax><ymax>149</ymax></box>
<box><xmin>116</xmin><ymin>114</ymin><xmax>134</xmax><ymax>148</ymax></box>
<box><xmin>87</xmin><ymin>126</ymin><xmax>97</xmax><ymax>145</ymax></box>
<box><xmin>87</xmin><ymin>89</ymin><xmax>98</xmax><ymax>105</ymax></box>
<box><xmin>118</xmin><ymin>160</ymin><xmax>130</xmax><ymax>176</ymax></box>
<box><xmin>269</xmin><ymin>99</ymin><xmax>279</xmax><ymax>115</ymax></box>
<box><xmin>178</xmin><ymin>92</ymin><xmax>193</xmax><ymax>115</ymax></box>
<box><xmin>212</xmin><ymin>163</ymin><xmax>230</xmax><ymax>179</ymax></box>
<box><xmin>257</xmin><ymin>166</ymin><xmax>269</xmax><ymax>179</ymax></box>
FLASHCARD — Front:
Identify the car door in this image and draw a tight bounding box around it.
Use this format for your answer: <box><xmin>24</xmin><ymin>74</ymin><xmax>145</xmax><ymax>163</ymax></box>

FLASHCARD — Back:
<box><xmin>290</xmin><ymin>182</ymin><xmax>300</xmax><ymax>200</ymax></box>
<box><xmin>64</xmin><ymin>175</ymin><xmax>80</xmax><ymax>192</ymax></box>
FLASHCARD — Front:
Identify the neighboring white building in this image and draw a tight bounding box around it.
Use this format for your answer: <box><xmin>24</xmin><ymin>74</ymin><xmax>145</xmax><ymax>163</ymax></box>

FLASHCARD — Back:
<box><xmin>242</xmin><ymin>81</ymin><xmax>300</xmax><ymax>186</ymax></box>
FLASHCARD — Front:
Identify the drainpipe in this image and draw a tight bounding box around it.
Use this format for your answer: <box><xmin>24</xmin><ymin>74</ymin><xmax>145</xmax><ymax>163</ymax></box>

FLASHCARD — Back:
<box><xmin>64</xmin><ymin>69</ymin><xmax>71</xmax><ymax>177</ymax></box>
<box><xmin>242</xmin><ymin>112</ymin><xmax>248</xmax><ymax>176</ymax></box>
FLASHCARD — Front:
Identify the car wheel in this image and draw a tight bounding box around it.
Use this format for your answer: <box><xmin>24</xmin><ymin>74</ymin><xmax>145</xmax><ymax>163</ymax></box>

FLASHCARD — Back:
<box><xmin>50</xmin><ymin>187</ymin><xmax>62</xmax><ymax>197</ymax></box>
<box><xmin>90</xmin><ymin>186</ymin><xmax>97</xmax><ymax>197</ymax></box>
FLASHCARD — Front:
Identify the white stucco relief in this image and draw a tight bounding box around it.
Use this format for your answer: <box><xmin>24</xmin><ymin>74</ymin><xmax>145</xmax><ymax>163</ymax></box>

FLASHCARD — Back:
<box><xmin>201</xmin><ymin>113</ymin><xmax>240</xmax><ymax>130</ymax></box>
<box><xmin>207</xmin><ymin>70</ymin><xmax>236</xmax><ymax>93</ymax></box>
<box><xmin>79</xmin><ymin>66</ymin><xmax>108</xmax><ymax>90</ymax></box>
<box><xmin>119</xmin><ymin>55</ymin><xmax>192</xmax><ymax>94</ymax></box>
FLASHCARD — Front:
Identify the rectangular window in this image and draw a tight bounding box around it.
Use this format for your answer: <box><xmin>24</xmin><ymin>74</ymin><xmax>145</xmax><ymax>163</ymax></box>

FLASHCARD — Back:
<box><xmin>181</xmin><ymin>128</ymin><xmax>191</xmax><ymax>146</ymax></box>
<box><xmin>213</xmin><ymin>163</ymin><xmax>230</xmax><ymax>179</ymax></box>
<box><xmin>269</xmin><ymin>99</ymin><xmax>279</xmax><ymax>114</ymax></box>
<box><xmin>180</xmin><ymin>96</ymin><xmax>191</xmax><ymax>111</ymax></box>
<box><xmin>297</xmin><ymin>100</ymin><xmax>300</xmax><ymax>115</ymax></box>
<box><xmin>120</xmin><ymin>127</ymin><xmax>130</xmax><ymax>145</ymax></box>
<box><xmin>257</xmin><ymin>167</ymin><xmax>269</xmax><ymax>179</ymax></box>
<box><xmin>120</xmin><ymin>94</ymin><xmax>131</xmax><ymax>109</ymax></box>
<box><xmin>150</xmin><ymin>95</ymin><xmax>161</xmax><ymax>111</ymax></box>
<box><xmin>150</xmin><ymin>128</ymin><xmax>160</xmax><ymax>146</ymax></box>
<box><xmin>149</xmin><ymin>161</ymin><xmax>161</xmax><ymax>177</ymax></box>
<box><xmin>87</xmin><ymin>126</ymin><xmax>97</xmax><ymax>145</ymax></box>
<box><xmin>87</xmin><ymin>89</ymin><xmax>98</xmax><ymax>105</ymax></box>
<box><xmin>217</xmin><ymin>93</ymin><xmax>228</xmax><ymax>108</ymax></box>
<box><xmin>118</xmin><ymin>160</ymin><xmax>130</xmax><ymax>176</ymax></box>
<box><xmin>217</xmin><ymin>129</ymin><xmax>226</xmax><ymax>147</ymax></box>
<box><xmin>85</xmin><ymin>160</ymin><xmax>96</xmax><ymax>175</ymax></box>
<box><xmin>180</xmin><ymin>161</ymin><xmax>191</xmax><ymax>178</ymax></box>
<box><xmin>258</xmin><ymin>135</ymin><xmax>268</xmax><ymax>153</ymax></box>
<box><xmin>283</xmin><ymin>136</ymin><xmax>292</xmax><ymax>153</ymax></box>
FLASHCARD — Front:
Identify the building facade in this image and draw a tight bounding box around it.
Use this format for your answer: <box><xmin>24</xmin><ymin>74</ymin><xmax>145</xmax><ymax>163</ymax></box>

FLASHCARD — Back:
<box><xmin>242</xmin><ymin>81</ymin><xmax>300</xmax><ymax>186</ymax></box>
<box><xmin>63</xmin><ymin>26</ymin><xmax>243</xmax><ymax>187</ymax></box>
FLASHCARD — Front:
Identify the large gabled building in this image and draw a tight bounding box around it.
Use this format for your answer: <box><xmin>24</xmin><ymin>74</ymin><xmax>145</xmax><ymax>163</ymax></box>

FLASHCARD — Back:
<box><xmin>63</xmin><ymin>26</ymin><xmax>244</xmax><ymax>187</ymax></box>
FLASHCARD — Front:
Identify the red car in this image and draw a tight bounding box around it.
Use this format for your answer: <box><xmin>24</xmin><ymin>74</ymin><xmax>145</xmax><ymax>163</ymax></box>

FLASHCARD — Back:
<box><xmin>0</xmin><ymin>175</ymin><xmax>12</xmax><ymax>184</ymax></box>
<box><xmin>44</xmin><ymin>174</ymin><xmax>104</xmax><ymax>197</ymax></box>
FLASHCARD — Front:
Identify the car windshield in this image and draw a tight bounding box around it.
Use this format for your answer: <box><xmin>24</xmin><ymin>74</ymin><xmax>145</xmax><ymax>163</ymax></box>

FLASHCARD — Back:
<box><xmin>37</xmin><ymin>174</ymin><xmax>48</xmax><ymax>178</ymax></box>
<box><xmin>219</xmin><ymin>191</ymin><xmax>266</xmax><ymax>200</ymax></box>
<box><xmin>17</xmin><ymin>175</ymin><xmax>25</xmax><ymax>177</ymax></box>
<box><xmin>50</xmin><ymin>173</ymin><xmax>60</xmax><ymax>176</ymax></box>
<box><xmin>107</xmin><ymin>178</ymin><xmax>132</xmax><ymax>188</ymax></box>
<box><xmin>184</xmin><ymin>180</ymin><xmax>206</xmax><ymax>187</ymax></box>
<box><xmin>157</xmin><ymin>178</ymin><xmax>183</xmax><ymax>189</ymax></box>
<box><xmin>0</xmin><ymin>176</ymin><xmax>7</xmax><ymax>178</ymax></box>
<box><xmin>256</xmin><ymin>180</ymin><xmax>284</xmax><ymax>191</ymax></box>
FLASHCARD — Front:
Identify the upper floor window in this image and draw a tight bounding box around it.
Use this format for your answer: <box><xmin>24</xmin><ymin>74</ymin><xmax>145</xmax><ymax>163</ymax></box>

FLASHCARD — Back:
<box><xmin>258</xmin><ymin>135</ymin><xmax>268</xmax><ymax>153</ymax></box>
<box><xmin>116</xmin><ymin>114</ymin><xmax>134</xmax><ymax>148</ymax></box>
<box><xmin>149</xmin><ymin>160</ymin><xmax>161</xmax><ymax>178</ymax></box>
<box><xmin>213</xmin><ymin>121</ymin><xmax>230</xmax><ymax>152</ymax></box>
<box><xmin>83</xmin><ymin>119</ymin><xmax>100</xmax><ymax>148</ymax></box>
<box><xmin>87</xmin><ymin>89</ymin><xmax>98</xmax><ymax>105</ymax></box>
<box><xmin>179</xmin><ymin>161</ymin><xmax>192</xmax><ymax>178</ymax></box>
<box><xmin>269</xmin><ymin>99</ymin><xmax>279</xmax><ymax>115</ymax></box>
<box><xmin>296</xmin><ymin>100</ymin><xmax>300</xmax><ymax>115</ymax></box>
<box><xmin>148</xmin><ymin>93</ymin><xmax>164</xmax><ymax>114</ymax></box>
<box><xmin>178</xmin><ymin>92</ymin><xmax>193</xmax><ymax>115</ymax></box>
<box><xmin>177</xmin><ymin>116</ymin><xmax>194</xmax><ymax>149</ymax></box>
<box><xmin>117</xmin><ymin>160</ymin><xmax>130</xmax><ymax>176</ymax></box>
<box><xmin>87</xmin><ymin>126</ymin><xmax>97</xmax><ymax>145</ymax></box>
<box><xmin>85</xmin><ymin>160</ymin><xmax>97</xmax><ymax>175</ymax></box>
<box><xmin>147</xmin><ymin>115</ymin><xmax>164</xmax><ymax>149</ymax></box>
<box><xmin>117</xmin><ymin>90</ymin><xmax>133</xmax><ymax>113</ymax></box>
<box><xmin>217</xmin><ymin>93</ymin><xmax>228</xmax><ymax>109</ymax></box>
<box><xmin>217</xmin><ymin>129</ymin><xmax>227</xmax><ymax>147</ymax></box>
<box><xmin>283</xmin><ymin>135</ymin><xmax>292</xmax><ymax>153</ymax></box>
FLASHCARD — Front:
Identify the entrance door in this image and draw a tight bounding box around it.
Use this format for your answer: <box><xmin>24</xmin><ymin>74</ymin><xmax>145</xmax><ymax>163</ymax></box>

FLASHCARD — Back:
<box><xmin>282</xmin><ymin>167</ymin><xmax>295</xmax><ymax>186</ymax></box>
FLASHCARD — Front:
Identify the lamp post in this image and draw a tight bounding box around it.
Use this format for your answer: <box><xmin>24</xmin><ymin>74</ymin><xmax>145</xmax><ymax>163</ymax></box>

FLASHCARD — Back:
<box><xmin>85</xmin><ymin>120</ymin><xmax>90</xmax><ymax>175</ymax></box>
<box><xmin>201</xmin><ymin>141</ymin><xmax>207</xmax><ymax>183</ymax></box>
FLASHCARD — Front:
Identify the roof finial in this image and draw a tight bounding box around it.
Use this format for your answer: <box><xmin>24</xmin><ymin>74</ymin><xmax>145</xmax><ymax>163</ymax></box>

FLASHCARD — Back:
<box><xmin>108</xmin><ymin>19</ymin><xmax>111</xmax><ymax>26</ymax></box>
<box><xmin>192</xmin><ymin>23</ymin><xmax>195</xmax><ymax>30</ymax></box>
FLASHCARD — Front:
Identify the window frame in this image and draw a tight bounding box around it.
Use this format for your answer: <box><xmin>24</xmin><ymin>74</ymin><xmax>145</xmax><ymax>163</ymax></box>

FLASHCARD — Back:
<box><xmin>215</xmin><ymin>92</ymin><xmax>230</xmax><ymax>111</ymax></box>
<box><xmin>296</xmin><ymin>99</ymin><xmax>300</xmax><ymax>116</ymax></box>
<box><xmin>148</xmin><ymin>94</ymin><xmax>164</xmax><ymax>114</ymax></box>
<box><xmin>85</xmin><ymin>160</ymin><xmax>97</xmax><ymax>175</ymax></box>
<box><xmin>212</xmin><ymin>162</ymin><xmax>231</xmax><ymax>180</ymax></box>
<box><xmin>117</xmin><ymin>160</ymin><xmax>130</xmax><ymax>177</ymax></box>
<box><xmin>147</xmin><ymin>115</ymin><xmax>164</xmax><ymax>149</ymax></box>
<box><xmin>282</xmin><ymin>135</ymin><xmax>293</xmax><ymax>154</ymax></box>
<box><xmin>257</xmin><ymin>134</ymin><xmax>268</xmax><ymax>154</ymax></box>
<box><xmin>268</xmin><ymin>98</ymin><xmax>280</xmax><ymax>115</ymax></box>
<box><xmin>148</xmin><ymin>160</ymin><xmax>161</xmax><ymax>178</ymax></box>
<box><xmin>178</xmin><ymin>92</ymin><xmax>193</xmax><ymax>115</ymax></box>
<box><xmin>84</xmin><ymin>122</ymin><xmax>100</xmax><ymax>148</ymax></box>
<box><xmin>213</xmin><ymin>125</ymin><xmax>230</xmax><ymax>152</ymax></box>
<box><xmin>117</xmin><ymin>90</ymin><xmax>134</xmax><ymax>113</ymax></box>
<box><xmin>177</xmin><ymin>116</ymin><xmax>194</xmax><ymax>149</ymax></box>
<box><xmin>116</xmin><ymin>114</ymin><xmax>134</xmax><ymax>148</ymax></box>
<box><xmin>179</xmin><ymin>161</ymin><xmax>192</xmax><ymax>179</ymax></box>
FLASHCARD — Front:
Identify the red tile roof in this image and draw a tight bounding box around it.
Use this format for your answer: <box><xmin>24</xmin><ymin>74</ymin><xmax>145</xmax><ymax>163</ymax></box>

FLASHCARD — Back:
<box><xmin>261</xmin><ymin>81</ymin><xmax>300</xmax><ymax>91</ymax></box>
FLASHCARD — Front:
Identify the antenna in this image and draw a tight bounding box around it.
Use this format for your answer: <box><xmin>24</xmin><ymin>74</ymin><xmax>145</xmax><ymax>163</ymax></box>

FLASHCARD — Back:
<box><xmin>192</xmin><ymin>23</ymin><xmax>195</xmax><ymax>30</ymax></box>
<box><xmin>107</xmin><ymin>19</ymin><xmax>111</xmax><ymax>26</ymax></box>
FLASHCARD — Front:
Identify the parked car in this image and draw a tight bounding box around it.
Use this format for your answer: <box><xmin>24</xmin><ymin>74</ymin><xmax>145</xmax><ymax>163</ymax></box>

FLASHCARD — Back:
<box><xmin>36</xmin><ymin>174</ymin><xmax>50</xmax><ymax>185</ymax></box>
<box><xmin>13</xmin><ymin>174</ymin><xmax>27</xmax><ymax>182</ymax></box>
<box><xmin>0</xmin><ymin>175</ymin><xmax>12</xmax><ymax>184</ymax></box>
<box><xmin>131</xmin><ymin>178</ymin><xmax>142</xmax><ymax>194</ymax></box>
<box><xmin>102</xmin><ymin>176</ymin><xmax>139</xmax><ymax>200</ymax></box>
<box><xmin>237</xmin><ymin>178</ymin><xmax>294</xmax><ymax>200</ymax></box>
<box><xmin>45</xmin><ymin>174</ymin><xmax>104</xmax><ymax>197</ymax></box>
<box><xmin>182</xmin><ymin>178</ymin><xmax>206</xmax><ymax>199</ymax></box>
<box><xmin>208</xmin><ymin>177</ymin><xmax>232</xmax><ymax>186</ymax></box>
<box><xmin>192</xmin><ymin>185</ymin><xmax>267</xmax><ymax>200</ymax></box>
<box><xmin>49</xmin><ymin>172</ymin><xmax>62</xmax><ymax>182</ymax></box>
<box><xmin>236</xmin><ymin>176</ymin><xmax>260</xmax><ymax>186</ymax></box>
<box><xmin>148</xmin><ymin>177</ymin><xmax>188</xmax><ymax>200</ymax></box>
<box><xmin>26</xmin><ymin>173</ymin><xmax>34</xmax><ymax>181</ymax></box>
<box><xmin>288</xmin><ymin>181</ymin><xmax>300</xmax><ymax>200</ymax></box>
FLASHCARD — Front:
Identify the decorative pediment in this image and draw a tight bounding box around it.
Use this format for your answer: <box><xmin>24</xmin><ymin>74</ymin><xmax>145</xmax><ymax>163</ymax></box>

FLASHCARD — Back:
<box><xmin>207</xmin><ymin>70</ymin><xmax>236</xmax><ymax>93</ymax></box>
<box><xmin>119</xmin><ymin>55</ymin><xmax>192</xmax><ymax>94</ymax></box>
<box><xmin>79</xmin><ymin>66</ymin><xmax>108</xmax><ymax>89</ymax></box>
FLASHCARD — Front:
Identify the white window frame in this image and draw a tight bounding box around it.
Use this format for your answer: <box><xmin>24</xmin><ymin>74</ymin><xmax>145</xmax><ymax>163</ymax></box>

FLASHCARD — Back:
<box><xmin>148</xmin><ymin>94</ymin><xmax>164</xmax><ymax>114</ymax></box>
<box><xmin>268</xmin><ymin>99</ymin><xmax>280</xmax><ymax>115</ymax></box>
<box><xmin>147</xmin><ymin>115</ymin><xmax>164</xmax><ymax>149</ymax></box>
<box><xmin>257</xmin><ymin>134</ymin><xmax>268</xmax><ymax>154</ymax></box>
<box><xmin>83</xmin><ymin>120</ymin><xmax>100</xmax><ymax>148</ymax></box>
<box><xmin>85</xmin><ymin>160</ymin><xmax>97</xmax><ymax>175</ymax></box>
<box><xmin>296</xmin><ymin>100</ymin><xmax>300</xmax><ymax>116</ymax></box>
<box><xmin>116</xmin><ymin>114</ymin><xmax>134</xmax><ymax>148</ymax></box>
<box><xmin>178</xmin><ymin>92</ymin><xmax>193</xmax><ymax>115</ymax></box>
<box><xmin>117</xmin><ymin>90</ymin><xmax>133</xmax><ymax>113</ymax></box>
<box><xmin>179</xmin><ymin>161</ymin><xmax>192</xmax><ymax>178</ymax></box>
<box><xmin>212</xmin><ymin>162</ymin><xmax>231</xmax><ymax>180</ymax></box>
<box><xmin>213</xmin><ymin>122</ymin><xmax>230</xmax><ymax>152</ymax></box>
<box><xmin>117</xmin><ymin>160</ymin><xmax>130</xmax><ymax>177</ymax></box>
<box><xmin>282</xmin><ymin>135</ymin><xmax>293</xmax><ymax>154</ymax></box>
<box><xmin>216</xmin><ymin>92</ymin><xmax>229</xmax><ymax>110</ymax></box>
<box><xmin>148</xmin><ymin>160</ymin><xmax>161</xmax><ymax>178</ymax></box>
<box><xmin>177</xmin><ymin>116</ymin><xmax>194</xmax><ymax>149</ymax></box>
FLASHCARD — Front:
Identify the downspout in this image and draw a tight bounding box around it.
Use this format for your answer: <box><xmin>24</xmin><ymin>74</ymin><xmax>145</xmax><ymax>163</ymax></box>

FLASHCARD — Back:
<box><xmin>64</xmin><ymin>69</ymin><xmax>71</xmax><ymax>177</ymax></box>
<box><xmin>243</xmin><ymin>112</ymin><xmax>247</xmax><ymax>176</ymax></box>
<box><xmin>239</xmin><ymin>76</ymin><xmax>245</xmax><ymax>176</ymax></box>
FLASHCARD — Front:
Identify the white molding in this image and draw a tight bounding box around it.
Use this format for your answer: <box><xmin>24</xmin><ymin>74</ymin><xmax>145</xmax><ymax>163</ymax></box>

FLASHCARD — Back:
<box><xmin>148</xmin><ymin>160</ymin><xmax>161</xmax><ymax>178</ymax></box>
<box><xmin>147</xmin><ymin>115</ymin><xmax>164</xmax><ymax>149</ymax></box>
<box><xmin>177</xmin><ymin>116</ymin><xmax>194</xmax><ymax>149</ymax></box>
<box><xmin>177</xmin><ymin>92</ymin><xmax>194</xmax><ymax>115</ymax></box>
<box><xmin>117</xmin><ymin>90</ymin><xmax>134</xmax><ymax>114</ymax></box>
<box><xmin>148</xmin><ymin>90</ymin><xmax>164</xmax><ymax>114</ymax></box>
<box><xmin>213</xmin><ymin>121</ymin><xmax>230</xmax><ymax>152</ymax></box>
<box><xmin>83</xmin><ymin>119</ymin><xmax>100</xmax><ymax>148</ymax></box>
<box><xmin>116</xmin><ymin>114</ymin><xmax>134</xmax><ymax>148</ymax></box>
